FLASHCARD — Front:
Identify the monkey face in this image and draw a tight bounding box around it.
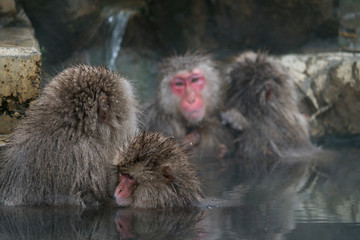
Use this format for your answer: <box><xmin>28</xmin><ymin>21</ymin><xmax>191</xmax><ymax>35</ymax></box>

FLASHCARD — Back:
<box><xmin>114</xmin><ymin>173</ymin><xmax>136</xmax><ymax>207</ymax></box>
<box><xmin>156</xmin><ymin>53</ymin><xmax>223</xmax><ymax>125</ymax></box>
<box><xmin>114</xmin><ymin>162</ymin><xmax>178</xmax><ymax>208</ymax></box>
<box><xmin>113</xmin><ymin>132</ymin><xmax>203</xmax><ymax>209</ymax></box>
<box><xmin>170</xmin><ymin>69</ymin><xmax>207</xmax><ymax>122</ymax></box>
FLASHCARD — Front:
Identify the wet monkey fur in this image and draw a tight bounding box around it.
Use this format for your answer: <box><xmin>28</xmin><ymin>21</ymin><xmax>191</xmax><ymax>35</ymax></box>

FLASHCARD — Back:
<box><xmin>0</xmin><ymin>65</ymin><xmax>138</xmax><ymax>207</ymax></box>
<box><xmin>114</xmin><ymin>132</ymin><xmax>203</xmax><ymax>209</ymax></box>
<box><xmin>222</xmin><ymin>52</ymin><xmax>316</xmax><ymax>160</ymax></box>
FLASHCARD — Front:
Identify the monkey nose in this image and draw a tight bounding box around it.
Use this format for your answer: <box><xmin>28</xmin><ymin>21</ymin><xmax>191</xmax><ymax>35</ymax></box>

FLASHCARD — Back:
<box><xmin>186</xmin><ymin>92</ymin><xmax>196</xmax><ymax>104</ymax></box>
<box><xmin>187</xmin><ymin>96</ymin><xmax>196</xmax><ymax>104</ymax></box>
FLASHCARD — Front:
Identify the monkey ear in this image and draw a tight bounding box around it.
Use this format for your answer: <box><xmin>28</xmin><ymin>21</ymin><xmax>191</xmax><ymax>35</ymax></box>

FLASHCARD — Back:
<box><xmin>98</xmin><ymin>95</ymin><xmax>110</xmax><ymax>122</ymax></box>
<box><xmin>161</xmin><ymin>165</ymin><xmax>174</xmax><ymax>184</ymax></box>
<box><xmin>260</xmin><ymin>82</ymin><xmax>273</xmax><ymax>105</ymax></box>
<box><xmin>265</xmin><ymin>82</ymin><xmax>273</xmax><ymax>100</ymax></box>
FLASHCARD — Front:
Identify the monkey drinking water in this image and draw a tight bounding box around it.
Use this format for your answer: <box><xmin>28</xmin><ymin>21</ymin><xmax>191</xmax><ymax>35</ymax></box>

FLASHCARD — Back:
<box><xmin>114</xmin><ymin>132</ymin><xmax>203</xmax><ymax>209</ymax></box>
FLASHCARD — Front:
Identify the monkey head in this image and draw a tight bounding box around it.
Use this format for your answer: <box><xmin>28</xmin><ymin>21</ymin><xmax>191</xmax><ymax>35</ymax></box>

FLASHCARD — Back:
<box><xmin>156</xmin><ymin>53</ymin><xmax>223</xmax><ymax>125</ymax></box>
<box><xmin>114</xmin><ymin>132</ymin><xmax>203</xmax><ymax>209</ymax></box>
<box><xmin>170</xmin><ymin>69</ymin><xmax>206</xmax><ymax>121</ymax></box>
<box><xmin>47</xmin><ymin>65</ymin><xmax>139</xmax><ymax>144</ymax></box>
<box><xmin>226</xmin><ymin>52</ymin><xmax>296</xmax><ymax>114</ymax></box>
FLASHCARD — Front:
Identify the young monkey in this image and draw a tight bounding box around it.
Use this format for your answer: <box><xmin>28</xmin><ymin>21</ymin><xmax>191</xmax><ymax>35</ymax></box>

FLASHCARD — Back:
<box><xmin>114</xmin><ymin>132</ymin><xmax>203</xmax><ymax>209</ymax></box>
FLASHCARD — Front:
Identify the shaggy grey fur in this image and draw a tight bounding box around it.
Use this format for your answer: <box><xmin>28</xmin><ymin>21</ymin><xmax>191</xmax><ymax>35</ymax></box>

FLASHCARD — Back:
<box><xmin>223</xmin><ymin>52</ymin><xmax>316</xmax><ymax>160</ymax></box>
<box><xmin>0</xmin><ymin>65</ymin><xmax>138</xmax><ymax>207</ymax></box>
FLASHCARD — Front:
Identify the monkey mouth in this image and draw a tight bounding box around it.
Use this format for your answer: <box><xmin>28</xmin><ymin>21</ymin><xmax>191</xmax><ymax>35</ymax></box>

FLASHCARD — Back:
<box><xmin>115</xmin><ymin>173</ymin><xmax>136</xmax><ymax>207</ymax></box>
<box><xmin>183</xmin><ymin>109</ymin><xmax>205</xmax><ymax>122</ymax></box>
<box><xmin>115</xmin><ymin>197</ymin><xmax>132</xmax><ymax>207</ymax></box>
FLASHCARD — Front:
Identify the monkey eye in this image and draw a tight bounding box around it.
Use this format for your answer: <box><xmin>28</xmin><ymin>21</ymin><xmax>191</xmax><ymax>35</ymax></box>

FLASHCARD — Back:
<box><xmin>175</xmin><ymin>81</ymin><xmax>184</xmax><ymax>86</ymax></box>
<box><xmin>119</xmin><ymin>172</ymin><xmax>133</xmax><ymax>179</ymax></box>
<box><xmin>189</xmin><ymin>73</ymin><xmax>204</xmax><ymax>85</ymax></box>
<box><xmin>191</xmin><ymin>77</ymin><xmax>199</xmax><ymax>83</ymax></box>
<box><xmin>171</xmin><ymin>78</ymin><xmax>185</xmax><ymax>88</ymax></box>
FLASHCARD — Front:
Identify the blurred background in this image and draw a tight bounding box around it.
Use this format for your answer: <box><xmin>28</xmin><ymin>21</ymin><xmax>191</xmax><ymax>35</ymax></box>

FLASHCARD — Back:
<box><xmin>1</xmin><ymin>0</ymin><xmax>360</xmax><ymax>144</ymax></box>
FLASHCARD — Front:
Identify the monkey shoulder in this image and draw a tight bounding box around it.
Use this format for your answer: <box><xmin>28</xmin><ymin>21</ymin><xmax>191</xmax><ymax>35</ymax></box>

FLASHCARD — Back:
<box><xmin>143</xmin><ymin>102</ymin><xmax>186</xmax><ymax>138</ymax></box>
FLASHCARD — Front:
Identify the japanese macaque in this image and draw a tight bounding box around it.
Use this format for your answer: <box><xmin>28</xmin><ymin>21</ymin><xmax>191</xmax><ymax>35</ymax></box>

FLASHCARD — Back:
<box><xmin>143</xmin><ymin>53</ymin><xmax>233</xmax><ymax>159</ymax></box>
<box><xmin>222</xmin><ymin>52</ymin><xmax>316</xmax><ymax>159</ymax></box>
<box><xmin>114</xmin><ymin>132</ymin><xmax>203</xmax><ymax>209</ymax></box>
<box><xmin>223</xmin><ymin>159</ymin><xmax>313</xmax><ymax>240</ymax></box>
<box><xmin>0</xmin><ymin>65</ymin><xmax>139</xmax><ymax>207</ymax></box>
<box><xmin>114</xmin><ymin>208</ymin><xmax>204</xmax><ymax>239</ymax></box>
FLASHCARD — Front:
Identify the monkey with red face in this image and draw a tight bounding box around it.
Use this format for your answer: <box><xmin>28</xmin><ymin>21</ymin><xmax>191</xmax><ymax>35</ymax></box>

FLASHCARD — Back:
<box><xmin>143</xmin><ymin>53</ymin><xmax>232</xmax><ymax>160</ymax></box>
<box><xmin>170</xmin><ymin>69</ymin><xmax>206</xmax><ymax>122</ymax></box>
<box><xmin>113</xmin><ymin>132</ymin><xmax>203</xmax><ymax>209</ymax></box>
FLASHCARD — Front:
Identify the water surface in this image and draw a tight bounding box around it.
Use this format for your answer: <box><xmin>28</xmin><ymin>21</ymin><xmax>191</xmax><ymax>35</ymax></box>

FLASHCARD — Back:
<box><xmin>1</xmin><ymin>146</ymin><xmax>360</xmax><ymax>239</ymax></box>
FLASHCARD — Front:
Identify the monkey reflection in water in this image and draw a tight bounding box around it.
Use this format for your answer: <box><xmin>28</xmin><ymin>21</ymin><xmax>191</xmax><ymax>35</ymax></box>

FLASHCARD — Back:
<box><xmin>223</xmin><ymin>158</ymin><xmax>314</xmax><ymax>240</ymax></box>
<box><xmin>0</xmin><ymin>204</ymin><xmax>205</xmax><ymax>239</ymax></box>
<box><xmin>114</xmin><ymin>208</ymin><xmax>205</xmax><ymax>239</ymax></box>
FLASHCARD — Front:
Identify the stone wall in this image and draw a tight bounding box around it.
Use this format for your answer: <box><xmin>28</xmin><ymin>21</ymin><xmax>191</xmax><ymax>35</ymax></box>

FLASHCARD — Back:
<box><xmin>0</xmin><ymin>0</ymin><xmax>41</xmax><ymax>134</ymax></box>
<box><xmin>124</xmin><ymin>0</ymin><xmax>338</xmax><ymax>54</ymax></box>
<box><xmin>277</xmin><ymin>52</ymin><xmax>360</xmax><ymax>138</ymax></box>
<box><xmin>0</xmin><ymin>0</ymin><xmax>16</xmax><ymax>26</ymax></box>
<box><xmin>19</xmin><ymin>0</ymin><xmax>104</xmax><ymax>63</ymax></box>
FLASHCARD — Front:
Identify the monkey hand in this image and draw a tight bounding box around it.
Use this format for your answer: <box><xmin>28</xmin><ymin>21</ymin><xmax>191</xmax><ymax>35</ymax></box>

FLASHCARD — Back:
<box><xmin>216</xmin><ymin>144</ymin><xmax>228</xmax><ymax>159</ymax></box>
<box><xmin>216</xmin><ymin>144</ymin><xmax>229</xmax><ymax>171</ymax></box>
<box><xmin>182</xmin><ymin>131</ymin><xmax>201</xmax><ymax>151</ymax></box>
<box><xmin>220</xmin><ymin>109</ymin><xmax>248</xmax><ymax>131</ymax></box>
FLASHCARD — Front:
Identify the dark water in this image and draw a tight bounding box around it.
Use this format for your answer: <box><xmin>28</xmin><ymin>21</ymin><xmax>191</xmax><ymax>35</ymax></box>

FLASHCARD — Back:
<box><xmin>1</xmin><ymin>147</ymin><xmax>360</xmax><ymax>240</ymax></box>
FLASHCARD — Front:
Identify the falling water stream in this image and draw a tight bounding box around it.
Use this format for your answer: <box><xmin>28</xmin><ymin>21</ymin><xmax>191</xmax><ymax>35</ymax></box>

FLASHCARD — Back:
<box><xmin>106</xmin><ymin>10</ymin><xmax>132</xmax><ymax>70</ymax></box>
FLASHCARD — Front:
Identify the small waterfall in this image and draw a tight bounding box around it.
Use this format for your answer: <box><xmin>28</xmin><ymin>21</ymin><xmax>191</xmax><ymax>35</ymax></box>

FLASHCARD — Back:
<box><xmin>106</xmin><ymin>10</ymin><xmax>132</xmax><ymax>70</ymax></box>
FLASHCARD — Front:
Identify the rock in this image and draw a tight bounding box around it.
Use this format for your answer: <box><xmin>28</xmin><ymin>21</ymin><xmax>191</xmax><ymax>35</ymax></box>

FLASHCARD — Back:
<box><xmin>0</xmin><ymin>42</ymin><xmax>41</xmax><ymax>103</ymax></box>
<box><xmin>19</xmin><ymin>0</ymin><xmax>104</xmax><ymax>62</ymax></box>
<box><xmin>0</xmin><ymin>0</ymin><xmax>16</xmax><ymax>26</ymax></box>
<box><xmin>276</xmin><ymin>52</ymin><xmax>360</xmax><ymax>138</ymax></box>
<box><xmin>0</xmin><ymin>6</ymin><xmax>41</xmax><ymax>134</ymax></box>
<box><xmin>0</xmin><ymin>115</ymin><xmax>18</xmax><ymax>135</ymax></box>
<box><xmin>124</xmin><ymin>0</ymin><xmax>337</xmax><ymax>54</ymax></box>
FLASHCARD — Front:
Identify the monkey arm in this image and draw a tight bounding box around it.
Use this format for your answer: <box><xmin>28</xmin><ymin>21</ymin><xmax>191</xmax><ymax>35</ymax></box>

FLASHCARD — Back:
<box><xmin>181</xmin><ymin>131</ymin><xmax>201</xmax><ymax>150</ymax></box>
<box><xmin>220</xmin><ymin>108</ymin><xmax>249</xmax><ymax>131</ymax></box>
